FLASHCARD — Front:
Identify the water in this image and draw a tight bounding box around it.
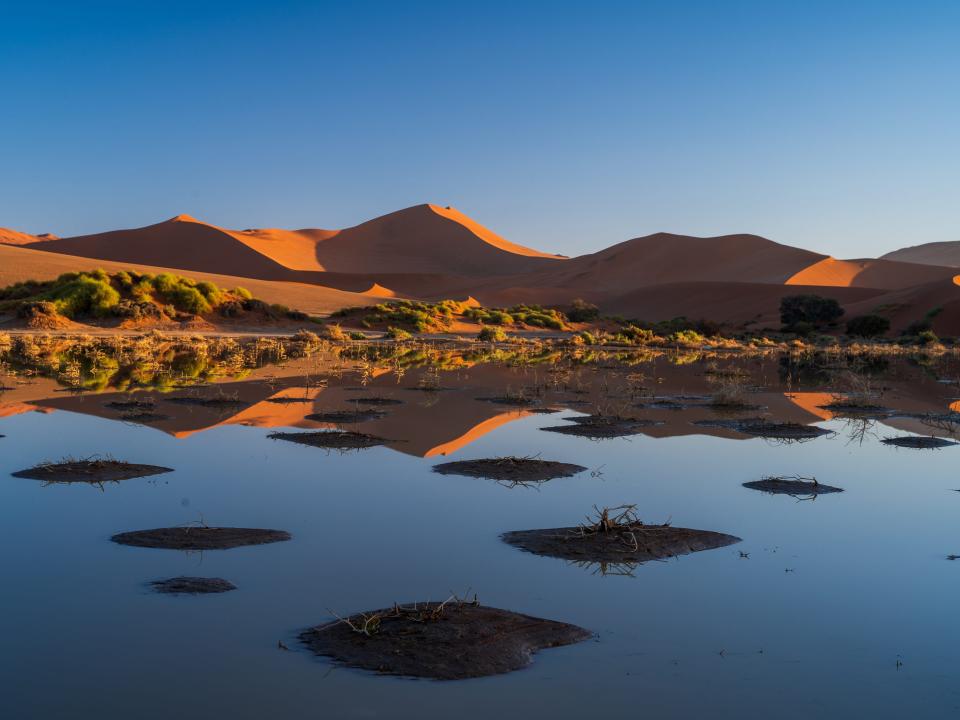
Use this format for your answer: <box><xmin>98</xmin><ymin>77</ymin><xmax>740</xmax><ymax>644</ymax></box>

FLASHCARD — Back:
<box><xmin>2</xmin><ymin>345</ymin><xmax>960</xmax><ymax>718</ymax></box>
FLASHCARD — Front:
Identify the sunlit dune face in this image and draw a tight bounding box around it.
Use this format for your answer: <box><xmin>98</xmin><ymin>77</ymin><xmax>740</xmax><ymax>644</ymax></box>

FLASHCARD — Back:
<box><xmin>782</xmin><ymin>392</ymin><xmax>835</xmax><ymax>421</ymax></box>
<box><xmin>423</xmin><ymin>411</ymin><xmax>532</xmax><ymax>458</ymax></box>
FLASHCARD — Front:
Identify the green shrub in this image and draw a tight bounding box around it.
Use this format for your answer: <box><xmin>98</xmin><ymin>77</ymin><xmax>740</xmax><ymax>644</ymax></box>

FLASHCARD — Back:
<box><xmin>386</xmin><ymin>326</ymin><xmax>412</xmax><ymax>341</ymax></box>
<box><xmin>567</xmin><ymin>298</ymin><xmax>599</xmax><ymax>322</ymax></box>
<box><xmin>846</xmin><ymin>314</ymin><xmax>890</xmax><ymax>338</ymax></box>
<box><xmin>477</xmin><ymin>326</ymin><xmax>507</xmax><ymax>342</ymax></box>
<box><xmin>51</xmin><ymin>276</ymin><xmax>121</xmax><ymax>317</ymax></box>
<box><xmin>233</xmin><ymin>286</ymin><xmax>253</xmax><ymax>300</ymax></box>
<box><xmin>917</xmin><ymin>329</ymin><xmax>940</xmax><ymax>346</ymax></box>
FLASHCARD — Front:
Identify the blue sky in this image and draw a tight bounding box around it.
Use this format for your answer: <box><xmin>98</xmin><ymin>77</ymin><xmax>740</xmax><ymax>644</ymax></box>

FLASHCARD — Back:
<box><xmin>1</xmin><ymin>0</ymin><xmax>957</xmax><ymax>257</ymax></box>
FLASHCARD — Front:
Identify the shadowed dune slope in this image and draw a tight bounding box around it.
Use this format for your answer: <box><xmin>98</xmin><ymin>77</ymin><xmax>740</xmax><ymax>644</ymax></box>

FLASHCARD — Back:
<box><xmin>0</xmin><ymin>244</ymin><xmax>380</xmax><ymax>315</ymax></box>
<box><xmin>786</xmin><ymin>257</ymin><xmax>956</xmax><ymax>289</ymax></box>
<box><xmin>305</xmin><ymin>204</ymin><xmax>563</xmax><ymax>275</ymax></box>
<box><xmin>843</xmin><ymin>276</ymin><xmax>960</xmax><ymax>336</ymax></box>
<box><xmin>11</xmin><ymin>205</ymin><xmax>562</xmax><ymax>282</ymax></box>
<box><xmin>882</xmin><ymin>241</ymin><xmax>960</xmax><ymax>268</ymax></box>
<box><xmin>519</xmin><ymin>233</ymin><xmax>827</xmax><ymax>294</ymax></box>
<box><xmin>604</xmin><ymin>281</ymin><xmax>883</xmax><ymax>326</ymax></box>
<box><xmin>21</xmin><ymin>215</ymin><xmax>296</xmax><ymax>279</ymax></box>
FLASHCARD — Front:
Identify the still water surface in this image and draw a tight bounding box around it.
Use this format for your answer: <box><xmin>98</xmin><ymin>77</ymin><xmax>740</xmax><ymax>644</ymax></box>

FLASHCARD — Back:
<box><xmin>1</xmin><ymin>349</ymin><xmax>959</xmax><ymax>718</ymax></box>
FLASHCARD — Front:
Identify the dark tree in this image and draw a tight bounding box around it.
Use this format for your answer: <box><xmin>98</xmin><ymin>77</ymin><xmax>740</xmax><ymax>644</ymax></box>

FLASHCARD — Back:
<box><xmin>566</xmin><ymin>298</ymin><xmax>600</xmax><ymax>322</ymax></box>
<box><xmin>846</xmin><ymin>314</ymin><xmax>890</xmax><ymax>338</ymax></box>
<box><xmin>780</xmin><ymin>294</ymin><xmax>844</xmax><ymax>328</ymax></box>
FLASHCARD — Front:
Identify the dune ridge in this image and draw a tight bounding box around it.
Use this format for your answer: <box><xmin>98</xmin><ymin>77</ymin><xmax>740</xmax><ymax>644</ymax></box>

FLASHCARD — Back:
<box><xmin>3</xmin><ymin>203</ymin><xmax>960</xmax><ymax>333</ymax></box>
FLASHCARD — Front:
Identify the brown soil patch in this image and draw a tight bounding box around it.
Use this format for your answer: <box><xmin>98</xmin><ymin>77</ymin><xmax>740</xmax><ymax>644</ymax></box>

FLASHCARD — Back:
<box><xmin>882</xmin><ymin>436</ymin><xmax>958</xmax><ymax>449</ymax></box>
<box><xmin>739</xmin><ymin>421</ymin><xmax>833</xmax><ymax>440</ymax></box>
<box><xmin>104</xmin><ymin>398</ymin><xmax>156</xmax><ymax>410</ymax></box>
<box><xmin>164</xmin><ymin>395</ymin><xmax>249</xmax><ymax>409</ymax></box>
<box><xmin>151</xmin><ymin>576</ymin><xmax>237</xmax><ymax>594</ymax></box>
<box><xmin>433</xmin><ymin>457</ymin><xmax>587</xmax><ymax>483</ymax></box>
<box><xmin>119</xmin><ymin>411</ymin><xmax>171</xmax><ymax>423</ymax></box>
<box><xmin>268</xmin><ymin>430</ymin><xmax>386</xmax><ymax>450</ymax></box>
<box><xmin>112</xmin><ymin>526</ymin><xmax>291</xmax><ymax>550</ymax></box>
<box><xmin>744</xmin><ymin>477</ymin><xmax>843</xmax><ymax>496</ymax></box>
<box><xmin>818</xmin><ymin>403</ymin><xmax>894</xmax><ymax>418</ymax></box>
<box><xmin>502</xmin><ymin>524</ymin><xmax>740</xmax><ymax>565</ymax></box>
<box><xmin>265</xmin><ymin>396</ymin><xmax>315</xmax><ymax>404</ymax></box>
<box><xmin>11</xmin><ymin>459</ymin><xmax>173</xmax><ymax>484</ymax></box>
<box><xmin>476</xmin><ymin>395</ymin><xmax>540</xmax><ymax>407</ymax></box>
<box><xmin>300</xmin><ymin>601</ymin><xmax>590</xmax><ymax>680</ymax></box>
<box><xmin>306</xmin><ymin>409</ymin><xmax>387</xmax><ymax>424</ymax></box>
<box><xmin>542</xmin><ymin>415</ymin><xmax>663</xmax><ymax>438</ymax></box>
<box><xmin>348</xmin><ymin>397</ymin><xmax>404</xmax><ymax>406</ymax></box>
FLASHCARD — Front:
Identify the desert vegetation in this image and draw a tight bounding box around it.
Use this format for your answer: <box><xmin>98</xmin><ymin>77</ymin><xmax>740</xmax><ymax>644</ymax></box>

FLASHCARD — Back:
<box><xmin>0</xmin><ymin>269</ymin><xmax>310</xmax><ymax>328</ymax></box>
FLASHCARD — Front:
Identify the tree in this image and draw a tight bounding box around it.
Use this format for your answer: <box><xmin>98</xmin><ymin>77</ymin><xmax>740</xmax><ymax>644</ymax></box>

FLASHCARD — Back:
<box><xmin>846</xmin><ymin>314</ymin><xmax>890</xmax><ymax>338</ymax></box>
<box><xmin>780</xmin><ymin>294</ymin><xmax>844</xmax><ymax>329</ymax></box>
<box><xmin>566</xmin><ymin>298</ymin><xmax>600</xmax><ymax>322</ymax></box>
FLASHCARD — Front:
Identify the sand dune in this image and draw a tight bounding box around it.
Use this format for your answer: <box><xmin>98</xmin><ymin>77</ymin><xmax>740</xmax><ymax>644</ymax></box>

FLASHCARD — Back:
<box><xmin>4</xmin><ymin>204</ymin><xmax>960</xmax><ymax>329</ymax></box>
<box><xmin>786</xmin><ymin>257</ymin><xmax>955</xmax><ymax>289</ymax></box>
<box><xmin>519</xmin><ymin>232</ymin><xmax>827</xmax><ymax>295</ymax></box>
<box><xmin>842</xmin><ymin>276</ymin><xmax>960</xmax><ymax>336</ymax></box>
<box><xmin>882</xmin><ymin>241</ymin><xmax>960</xmax><ymax>267</ymax></box>
<box><xmin>604</xmin><ymin>281</ymin><xmax>882</xmax><ymax>326</ymax></box>
<box><xmin>0</xmin><ymin>244</ymin><xmax>382</xmax><ymax>315</ymax></box>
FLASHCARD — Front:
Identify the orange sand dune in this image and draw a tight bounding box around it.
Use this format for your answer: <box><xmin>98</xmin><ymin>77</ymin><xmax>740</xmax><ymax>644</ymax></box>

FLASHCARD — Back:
<box><xmin>519</xmin><ymin>232</ymin><xmax>826</xmax><ymax>295</ymax></box>
<box><xmin>786</xmin><ymin>257</ymin><xmax>956</xmax><ymax>289</ymax></box>
<box><xmin>603</xmin><ymin>281</ymin><xmax>882</xmax><ymax>325</ymax></box>
<box><xmin>9</xmin><ymin>205</ymin><xmax>561</xmax><ymax>283</ymax></box>
<box><xmin>304</xmin><ymin>204</ymin><xmax>563</xmax><ymax>275</ymax></box>
<box><xmin>0</xmin><ymin>244</ymin><xmax>383</xmax><ymax>316</ymax></box>
<box><xmin>882</xmin><ymin>241</ymin><xmax>960</xmax><ymax>268</ymax></box>
<box><xmin>0</xmin><ymin>228</ymin><xmax>55</xmax><ymax>245</ymax></box>
<box><xmin>231</xmin><ymin>227</ymin><xmax>338</xmax><ymax>271</ymax></box>
<box><xmin>842</xmin><ymin>276</ymin><xmax>960</xmax><ymax>336</ymax></box>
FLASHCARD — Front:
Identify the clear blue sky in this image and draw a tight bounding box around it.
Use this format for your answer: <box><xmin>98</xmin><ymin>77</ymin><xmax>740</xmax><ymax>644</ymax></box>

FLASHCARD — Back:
<box><xmin>2</xmin><ymin>0</ymin><xmax>957</xmax><ymax>257</ymax></box>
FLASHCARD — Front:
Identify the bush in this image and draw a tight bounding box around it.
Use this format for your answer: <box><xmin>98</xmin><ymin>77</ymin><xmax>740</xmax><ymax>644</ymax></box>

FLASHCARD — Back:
<box><xmin>51</xmin><ymin>276</ymin><xmax>121</xmax><ymax>317</ymax></box>
<box><xmin>319</xmin><ymin>323</ymin><xmax>348</xmax><ymax>342</ymax></box>
<box><xmin>477</xmin><ymin>326</ymin><xmax>507</xmax><ymax>342</ymax></box>
<box><xmin>780</xmin><ymin>294</ymin><xmax>844</xmax><ymax>328</ymax></box>
<box><xmin>566</xmin><ymin>298</ymin><xmax>599</xmax><ymax>322</ymax></box>
<box><xmin>348</xmin><ymin>331</ymin><xmax>367</xmax><ymax>341</ymax></box>
<box><xmin>917</xmin><ymin>329</ymin><xmax>940</xmax><ymax>346</ymax></box>
<box><xmin>846</xmin><ymin>314</ymin><xmax>890</xmax><ymax>338</ymax></box>
<box><xmin>386</xmin><ymin>326</ymin><xmax>412</xmax><ymax>341</ymax></box>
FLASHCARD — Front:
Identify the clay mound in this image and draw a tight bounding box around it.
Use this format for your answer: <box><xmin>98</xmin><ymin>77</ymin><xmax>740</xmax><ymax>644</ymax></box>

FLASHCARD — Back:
<box><xmin>739</xmin><ymin>421</ymin><xmax>833</xmax><ymax>440</ymax></box>
<box><xmin>881</xmin><ymin>436</ymin><xmax>958</xmax><ymax>449</ymax></box>
<box><xmin>164</xmin><ymin>395</ymin><xmax>249</xmax><ymax>409</ymax></box>
<box><xmin>112</xmin><ymin>527</ymin><xmax>291</xmax><ymax>550</ymax></box>
<box><xmin>268</xmin><ymin>430</ymin><xmax>386</xmax><ymax>450</ymax></box>
<box><xmin>785</xmin><ymin>257</ymin><xmax>956</xmax><ymax>289</ymax></box>
<box><xmin>151</xmin><ymin>577</ymin><xmax>237</xmax><ymax>594</ymax></box>
<box><xmin>432</xmin><ymin>457</ymin><xmax>587</xmax><ymax>483</ymax></box>
<box><xmin>347</xmin><ymin>396</ymin><xmax>404</xmax><ymax>406</ymax></box>
<box><xmin>502</xmin><ymin>524</ymin><xmax>740</xmax><ymax>564</ymax></box>
<box><xmin>818</xmin><ymin>402</ymin><xmax>894</xmax><ymax>418</ymax></box>
<box><xmin>883</xmin><ymin>241</ymin><xmax>960</xmax><ymax>267</ymax></box>
<box><xmin>12</xmin><ymin>459</ymin><xmax>173</xmax><ymax>484</ymax></box>
<box><xmin>743</xmin><ymin>477</ymin><xmax>843</xmax><ymax>496</ymax></box>
<box><xmin>305</xmin><ymin>409</ymin><xmax>387</xmax><ymax>424</ymax></box>
<box><xmin>300</xmin><ymin>602</ymin><xmax>590</xmax><ymax>680</ymax></box>
<box><xmin>542</xmin><ymin>415</ymin><xmax>663</xmax><ymax>438</ymax></box>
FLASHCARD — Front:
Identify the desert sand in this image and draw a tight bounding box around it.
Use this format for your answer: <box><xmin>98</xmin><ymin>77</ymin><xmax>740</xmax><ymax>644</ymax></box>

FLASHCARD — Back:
<box><xmin>3</xmin><ymin>203</ymin><xmax>960</xmax><ymax>333</ymax></box>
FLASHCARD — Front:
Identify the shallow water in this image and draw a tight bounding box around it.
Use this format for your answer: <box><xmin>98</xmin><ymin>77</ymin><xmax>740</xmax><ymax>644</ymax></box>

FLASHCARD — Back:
<box><xmin>2</xmin><ymin>346</ymin><xmax>960</xmax><ymax>718</ymax></box>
